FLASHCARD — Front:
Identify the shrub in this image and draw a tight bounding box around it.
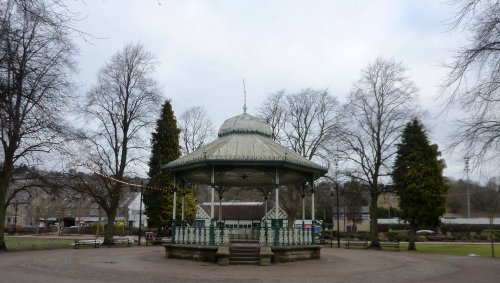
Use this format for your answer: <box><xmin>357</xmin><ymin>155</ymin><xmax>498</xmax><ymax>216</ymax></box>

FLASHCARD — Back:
<box><xmin>386</xmin><ymin>230</ymin><xmax>408</xmax><ymax>241</ymax></box>
<box><xmin>480</xmin><ymin>230</ymin><xmax>500</xmax><ymax>241</ymax></box>
<box><xmin>441</xmin><ymin>224</ymin><xmax>500</xmax><ymax>233</ymax></box>
<box><xmin>377</xmin><ymin>224</ymin><xmax>410</xmax><ymax>232</ymax></box>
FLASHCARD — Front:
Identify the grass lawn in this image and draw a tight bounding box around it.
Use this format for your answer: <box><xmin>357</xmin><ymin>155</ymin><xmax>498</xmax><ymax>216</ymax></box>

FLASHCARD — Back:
<box><xmin>322</xmin><ymin>241</ymin><xmax>499</xmax><ymax>258</ymax></box>
<box><xmin>400</xmin><ymin>242</ymin><xmax>500</xmax><ymax>257</ymax></box>
<box><xmin>4</xmin><ymin>236</ymin><xmax>75</xmax><ymax>251</ymax></box>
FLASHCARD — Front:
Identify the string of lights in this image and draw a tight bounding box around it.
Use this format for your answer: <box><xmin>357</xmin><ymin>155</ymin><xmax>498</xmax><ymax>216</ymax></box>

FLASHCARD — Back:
<box><xmin>59</xmin><ymin>152</ymin><xmax>497</xmax><ymax>197</ymax></box>
<box><xmin>39</xmin><ymin>138</ymin><xmax>497</xmax><ymax>198</ymax></box>
<box><xmin>54</xmin><ymin>143</ymin><xmax>171</xmax><ymax>193</ymax></box>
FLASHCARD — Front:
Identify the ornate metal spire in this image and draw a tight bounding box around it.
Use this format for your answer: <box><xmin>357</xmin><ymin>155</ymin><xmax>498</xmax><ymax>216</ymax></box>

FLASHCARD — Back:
<box><xmin>242</xmin><ymin>78</ymin><xmax>247</xmax><ymax>114</ymax></box>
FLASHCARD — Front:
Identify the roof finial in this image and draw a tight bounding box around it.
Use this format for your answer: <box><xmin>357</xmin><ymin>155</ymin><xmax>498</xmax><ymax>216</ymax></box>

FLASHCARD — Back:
<box><xmin>242</xmin><ymin>78</ymin><xmax>247</xmax><ymax>114</ymax></box>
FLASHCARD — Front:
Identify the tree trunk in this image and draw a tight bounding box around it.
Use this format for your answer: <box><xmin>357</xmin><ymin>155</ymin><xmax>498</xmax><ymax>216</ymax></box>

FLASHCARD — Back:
<box><xmin>369</xmin><ymin>191</ymin><xmax>380</xmax><ymax>249</ymax></box>
<box><xmin>0</xmin><ymin>203</ymin><xmax>6</xmax><ymax>251</ymax></box>
<box><xmin>103</xmin><ymin>193</ymin><xmax>120</xmax><ymax>245</ymax></box>
<box><xmin>102</xmin><ymin>185</ymin><xmax>122</xmax><ymax>245</ymax></box>
<box><xmin>96</xmin><ymin>208</ymin><xmax>101</xmax><ymax>237</ymax></box>
<box><xmin>103</xmin><ymin>208</ymin><xmax>117</xmax><ymax>245</ymax></box>
<box><xmin>280</xmin><ymin>185</ymin><xmax>301</xmax><ymax>228</ymax></box>
<box><xmin>0</xmin><ymin>173</ymin><xmax>10</xmax><ymax>251</ymax></box>
<box><xmin>408</xmin><ymin>221</ymin><xmax>417</xmax><ymax>250</ymax></box>
<box><xmin>287</xmin><ymin>215</ymin><xmax>296</xmax><ymax>228</ymax></box>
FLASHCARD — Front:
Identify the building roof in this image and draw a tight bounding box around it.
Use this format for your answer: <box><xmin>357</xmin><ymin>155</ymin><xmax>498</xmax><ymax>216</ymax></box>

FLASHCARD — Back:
<box><xmin>218</xmin><ymin>113</ymin><xmax>272</xmax><ymax>137</ymax></box>
<box><xmin>162</xmin><ymin>113</ymin><xmax>327</xmax><ymax>186</ymax></box>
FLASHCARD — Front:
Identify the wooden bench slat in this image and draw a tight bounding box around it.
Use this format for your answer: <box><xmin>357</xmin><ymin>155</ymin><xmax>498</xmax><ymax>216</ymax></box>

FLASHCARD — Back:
<box><xmin>345</xmin><ymin>240</ymin><xmax>368</xmax><ymax>249</ymax></box>
<box><xmin>110</xmin><ymin>237</ymin><xmax>132</xmax><ymax>247</ymax></box>
<box><xmin>379</xmin><ymin>242</ymin><xmax>400</xmax><ymax>251</ymax></box>
<box><xmin>74</xmin><ymin>239</ymin><xmax>100</xmax><ymax>249</ymax></box>
<box><xmin>145</xmin><ymin>238</ymin><xmax>164</xmax><ymax>246</ymax></box>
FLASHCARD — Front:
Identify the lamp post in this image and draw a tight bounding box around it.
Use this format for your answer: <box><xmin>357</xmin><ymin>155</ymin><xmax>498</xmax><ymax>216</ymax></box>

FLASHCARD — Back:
<box><xmin>328</xmin><ymin>179</ymin><xmax>341</xmax><ymax>248</ymax></box>
<box><xmin>335</xmin><ymin>184</ymin><xmax>340</xmax><ymax>248</ymax></box>
<box><xmin>325</xmin><ymin>158</ymin><xmax>341</xmax><ymax>248</ymax></box>
<box><xmin>490</xmin><ymin>184</ymin><xmax>499</xmax><ymax>258</ymax></box>
<box><xmin>323</xmin><ymin>173</ymin><xmax>342</xmax><ymax>248</ymax></box>
<box><xmin>137</xmin><ymin>180</ymin><xmax>144</xmax><ymax>246</ymax></box>
<box><xmin>330</xmin><ymin>190</ymin><xmax>334</xmax><ymax>247</ymax></box>
<box><xmin>465</xmin><ymin>157</ymin><xmax>471</xmax><ymax>218</ymax></box>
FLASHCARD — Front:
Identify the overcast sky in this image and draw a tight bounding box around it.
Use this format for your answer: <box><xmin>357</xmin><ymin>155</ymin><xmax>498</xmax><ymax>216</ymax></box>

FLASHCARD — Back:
<box><xmin>66</xmin><ymin>0</ymin><xmax>485</xmax><ymax>182</ymax></box>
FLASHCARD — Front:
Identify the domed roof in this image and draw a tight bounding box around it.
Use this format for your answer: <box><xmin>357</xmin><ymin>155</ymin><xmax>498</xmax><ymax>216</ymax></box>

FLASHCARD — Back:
<box><xmin>218</xmin><ymin>113</ymin><xmax>272</xmax><ymax>138</ymax></box>
<box><xmin>163</xmin><ymin>111</ymin><xmax>327</xmax><ymax>186</ymax></box>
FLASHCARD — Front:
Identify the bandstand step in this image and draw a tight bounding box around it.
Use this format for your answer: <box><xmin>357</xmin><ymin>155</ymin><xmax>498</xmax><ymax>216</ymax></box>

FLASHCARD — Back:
<box><xmin>231</xmin><ymin>241</ymin><xmax>258</xmax><ymax>244</ymax></box>
<box><xmin>229</xmin><ymin>260</ymin><xmax>260</xmax><ymax>265</ymax></box>
<box><xmin>229</xmin><ymin>243</ymin><xmax>261</xmax><ymax>265</ymax></box>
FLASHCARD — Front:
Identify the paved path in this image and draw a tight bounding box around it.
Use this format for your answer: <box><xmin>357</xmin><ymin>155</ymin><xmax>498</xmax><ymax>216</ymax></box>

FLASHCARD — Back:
<box><xmin>0</xmin><ymin>246</ymin><xmax>499</xmax><ymax>282</ymax></box>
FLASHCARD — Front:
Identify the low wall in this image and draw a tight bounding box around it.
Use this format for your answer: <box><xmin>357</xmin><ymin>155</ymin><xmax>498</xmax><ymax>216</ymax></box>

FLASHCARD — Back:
<box><xmin>165</xmin><ymin>244</ymin><xmax>322</xmax><ymax>264</ymax></box>
<box><xmin>271</xmin><ymin>245</ymin><xmax>322</xmax><ymax>263</ymax></box>
<box><xmin>164</xmin><ymin>244</ymin><xmax>218</xmax><ymax>262</ymax></box>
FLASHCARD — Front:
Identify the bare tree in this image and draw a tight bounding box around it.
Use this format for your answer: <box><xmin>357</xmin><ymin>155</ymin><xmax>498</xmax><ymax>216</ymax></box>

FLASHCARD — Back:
<box><xmin>442</xmin><ymin>0</ymin><xmax>500</xmax><ymax>164</ymax></box>
<box><xmin>284</xmin><ymin>89</ymin><xmax>340</xmax><ymax>162</ymax></box>
<box><xmin>0</xmin><ymin>0</ymin><xmax>77</xmax><ymax>251</ymax></box>
<box><xmin>78</xmin><ymin>42</ymin><xmax>161</xmax><ymax>244</ymax></box>
<box><xmin>178</xmin><ymin>106</ymin><xmax>215</xmax><ymax>154</ymax></box>
<box><xmin>257</xmin><ymin>88</ymin><xmax>340</xmax><ymax>225</ymax></box>
<box><xmin>338</xmin><ymin>57</ymin><xmax>419</xmax><ymax>248</ymax></box>
<box><xmin>258</xmin><ymin>89</ymin><xmax>340</xmax><ymax>162</ymax></box>
<box><xmin>256</xmin><ymin>90</ymin><xmax>286</xmax><ymax>142</ymax></box>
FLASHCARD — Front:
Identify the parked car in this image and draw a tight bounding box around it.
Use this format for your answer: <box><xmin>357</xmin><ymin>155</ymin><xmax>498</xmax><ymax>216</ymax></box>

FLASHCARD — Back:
<box><xmin>416</xmin><ymin>229</ymin><xmax>435</xmax><ymax>235</ymax></box>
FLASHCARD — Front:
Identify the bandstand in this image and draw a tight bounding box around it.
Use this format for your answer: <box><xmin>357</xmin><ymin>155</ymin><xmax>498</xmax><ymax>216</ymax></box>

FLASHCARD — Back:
<box><xmin>162</xmin><ymin>111</ymin><xmax>327</xmax><ymax>265</ymax></box>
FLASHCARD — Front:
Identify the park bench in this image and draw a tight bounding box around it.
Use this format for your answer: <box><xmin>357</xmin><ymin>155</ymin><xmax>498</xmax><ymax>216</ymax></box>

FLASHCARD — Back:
<box><xmin>74</xmin><ymin>239</ymin><xmax>100</xmax><ymax>249</ymax></box>
<box><xmin>110</xmin><ymin>237</ymin><xmax>132</xmax><ymax>247</ymax></box>
<box><xmin>316</xmin><ymin>238</ymin><xmax>334</xmax><ymax>245</ymax></box>
<box><xmin>345</xmin><ymin>240</ymin><xmax>368</xmax><ymax>249</ymax></box>
<box><xmin>427</xmin><ymin>235</ymin><xmax>446</xmax><ymax>241</ymax></box>
<box><xmin>145</xmin><ymin>237</ymin><xmax>166</xmax><ymax>246</ymax></box>
<box><xmin>379</xmin><ymin>241</ymin><xmax>400</xmax><ymax>251</ymax></box>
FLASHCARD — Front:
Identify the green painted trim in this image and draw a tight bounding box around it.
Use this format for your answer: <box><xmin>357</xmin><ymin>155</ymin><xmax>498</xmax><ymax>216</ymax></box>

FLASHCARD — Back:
<box><xmin>161</xmin><ymin>159</ymin><xmax>327</xmax><ymax>175</ymax></box>
<box><xmin>217</xmin><ymin>130</ymin><xmax>272</xmax><ymax>138</ymax></box>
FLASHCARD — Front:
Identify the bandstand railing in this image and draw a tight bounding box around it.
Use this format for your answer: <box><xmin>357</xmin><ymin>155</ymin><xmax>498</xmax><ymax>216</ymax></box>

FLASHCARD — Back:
<box><xmin>171</xmin><ymin>226</ymin><xmax>314</xmax><ymax>246</ymax></box>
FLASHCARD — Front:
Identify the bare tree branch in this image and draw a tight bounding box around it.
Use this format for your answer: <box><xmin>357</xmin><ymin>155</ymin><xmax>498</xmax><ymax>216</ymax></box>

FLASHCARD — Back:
<box><xmin>442</xmin><ymin>0</ymin><xmax>500</xmax><ymax>165</ymax></box>
<box><xmin>338</xmin><ymin>57</ymin><xmax>420</xmax><ymax>248</ymax></box>
<box><xmin>178</xmin><ymin>106</ymin><xmax>215</xmax><ymax>155</ymax></box>
<box><xmin>76</xmin><ymin>42</ymin><xmax>161</xmax><ymax>244</ymax></box>
<box><xmin>257</xmin><ymin>88</ymin><xmax>341</xmax><ymax>223</ymax></box>
<box><xmin>0</xmin><ymin>0</ymin><xmax>78</xmax><ymax>250</ymax></box>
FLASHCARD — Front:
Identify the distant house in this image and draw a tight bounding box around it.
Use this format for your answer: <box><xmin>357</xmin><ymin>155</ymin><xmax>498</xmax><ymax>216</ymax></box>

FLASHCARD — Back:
<box><xmin>4</xmin><ymin>176</ymin><xmax>146</xmax><ymax>229</ymax></box>
<box><xmin>127</xmin><ymin>193</ymin><xmax>148</xmax><ymax>228</ymax></box>
<box><xmin>333</xmin><ymin>206</ymin><xmax>371</xmax><ymax>232</ymax></box>
<box><xmin>195</xmin><ymin>201</ymin><xmax>288</xmax><ymax>228</ymax></box>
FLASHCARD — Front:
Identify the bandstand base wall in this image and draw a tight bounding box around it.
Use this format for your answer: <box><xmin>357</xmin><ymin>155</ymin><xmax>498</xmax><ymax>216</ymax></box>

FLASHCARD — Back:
<box><xmin>271</xmin><ymin>245</ymin><xmax>322</xmax><ymax>263</ymax></box>
<box><xmin>164</xmin><ymin>244</ymin><xmax>321</xmax><ymax>265</ymax></box>
<box><xmin>165</xmin><ymin>244</ymin><xmax>218</xmax><ymax>262</ymax></box>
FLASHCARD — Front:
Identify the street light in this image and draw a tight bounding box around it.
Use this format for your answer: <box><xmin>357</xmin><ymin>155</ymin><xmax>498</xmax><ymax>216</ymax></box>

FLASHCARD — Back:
<box><xmin>323</xmin><ymin>157</ymin><xmax>341</xmax><ymax>248</ymax></box>
<box><xmin>326</xmin><ymin>176</ymin><xmax>341</xmax><ymax>248</ymax></box>
<box><xmin>330</xmin><ymin>190</ymin><xmax>334</xmax><ymax>247</ymax></box>
<box><xmin>137</xmin><ymin>179</ymin><xmax>144</xmax><ymax>246</ymax></box>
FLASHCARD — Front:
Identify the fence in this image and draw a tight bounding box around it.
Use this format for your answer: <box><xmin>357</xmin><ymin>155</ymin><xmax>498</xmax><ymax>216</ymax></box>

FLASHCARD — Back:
<box><xmin>172</xmin><ymin>226</ymin><xmax>314</xmax><ymax>246</ymax></box>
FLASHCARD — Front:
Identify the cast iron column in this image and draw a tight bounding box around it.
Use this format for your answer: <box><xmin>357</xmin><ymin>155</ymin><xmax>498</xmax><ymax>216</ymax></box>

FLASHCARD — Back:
<box><xmin>171</xmin><ymin>175</ymin><xmax>177</xmax><ymax>244</ymax></box>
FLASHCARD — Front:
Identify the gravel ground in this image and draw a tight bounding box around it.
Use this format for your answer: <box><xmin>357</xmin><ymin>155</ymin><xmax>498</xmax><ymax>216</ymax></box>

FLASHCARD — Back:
<box><xmin>0</xmin><ymin>246</ymin><xmax>499</xmax><ymax>283</ymax></box>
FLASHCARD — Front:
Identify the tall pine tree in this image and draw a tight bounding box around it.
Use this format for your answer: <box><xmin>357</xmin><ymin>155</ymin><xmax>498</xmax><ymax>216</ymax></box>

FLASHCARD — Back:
<box><xmin>392</xmin><ymin>119</ymin><xmax>448</xmax><ymax>250</ymax></box>
<box><xmin>144</xmin><ymin>100</ymin><xmax>195</xmax><ymax>234</ymax></box>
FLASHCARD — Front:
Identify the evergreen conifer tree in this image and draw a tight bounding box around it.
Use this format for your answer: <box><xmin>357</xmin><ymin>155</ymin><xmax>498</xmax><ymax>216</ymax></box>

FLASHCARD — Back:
<box><xmin>392</xmin><ymin>119</ymin><xmax>448</xmax><ymax>250</ymax></box>
<box><xmin>144</xmin><ymin>100</ymin><xmax>196</xmax><ymax>234</ymax></box>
